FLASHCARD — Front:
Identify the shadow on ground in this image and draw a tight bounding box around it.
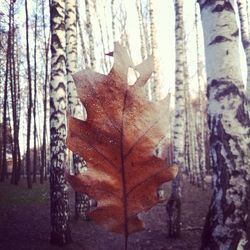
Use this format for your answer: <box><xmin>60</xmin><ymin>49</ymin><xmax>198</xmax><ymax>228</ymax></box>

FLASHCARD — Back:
<box><xmin>0</xmin><ymin>176</ymin><xmax>211</xmax><ymax>250</ymax></box>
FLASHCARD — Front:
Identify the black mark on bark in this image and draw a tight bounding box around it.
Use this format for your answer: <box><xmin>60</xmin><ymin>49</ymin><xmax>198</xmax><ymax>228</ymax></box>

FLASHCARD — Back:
<box><xmin>209</xmin><ymin>36</ymin><xmax>232</xmax><ymax>45</ymax></box>
<box><xmin>212</xmin><ymin>2</ymin><xmax>234</xmax><ymax>13</ymax></box>
<box><xmin>231</xmin><ymin>29</ymin><xmax>239</xmax><ymax>37</ymax></box>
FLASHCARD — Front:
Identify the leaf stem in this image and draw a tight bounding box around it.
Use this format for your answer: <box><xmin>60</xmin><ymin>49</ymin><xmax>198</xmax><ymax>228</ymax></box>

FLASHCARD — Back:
<box><xmin>121</xmin><ymin>89</ymin><xmax>129</xmax><ymax>249</ymax></box>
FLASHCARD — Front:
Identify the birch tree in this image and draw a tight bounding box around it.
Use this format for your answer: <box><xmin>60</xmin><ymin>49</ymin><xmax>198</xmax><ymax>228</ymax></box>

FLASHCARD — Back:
<box><xmin>237</xmin><ymin>0</ymin><xmax>250</xmax><ymax>97</ymax></box>
<box><xmin>65</xmin><ymin>0</ymin><xmax>90</xmax><ymax>220</ymax></box>
<box><xmin>166</xmin><ymin>0</ymin><xmax>185</xmax><ymax>238</ymax></box>
<box><xmin>50</xmin><ymin>0</ymin><xmax>71</xmax><ymax>245</ymax></box>
<box><xmin>111</xmin><ymin>0</ymin><xmax>116</xmax><ymax>41</ymax></box>
<box><xmin>84</xmin><ymin>0</ymin><xmax>96</xmax><ymax>69</ymax></box>
<box><xmin>76</xmin><ymin>0</ymin><xmax>89</xmax><ymax>68</ymax></box>
<box><xmin>149</xmin><ymin>0</ymin><xmax>161</xmax><ymax>100</ymax></box>
<box><xmin>198</xmin><ymin>1</ymin><xmax>250</xmax><ymax>249</ymax></box>
<box><xmin>195</xmin><ymin>2</ymin><xmax>207</xmax><ymax>189</ymax></box>
<box><xmin>136</xmin><ymin>0</ymin><xmax>146</xmax><ymax>61</ymax></box>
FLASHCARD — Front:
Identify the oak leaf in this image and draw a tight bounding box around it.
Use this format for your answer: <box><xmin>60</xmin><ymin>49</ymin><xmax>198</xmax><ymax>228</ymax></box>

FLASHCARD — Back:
<box><xmin>66</xmin><ymin>43</ymin><xmax>178</xmax><ymax>239</ymax></box>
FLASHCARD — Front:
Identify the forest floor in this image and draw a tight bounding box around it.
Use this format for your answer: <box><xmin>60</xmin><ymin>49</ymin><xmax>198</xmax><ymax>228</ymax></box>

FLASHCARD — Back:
<box><xmin>0</xmin><ymin>175</ymin><xmax>212</xmax><ymax>250</ymax></box>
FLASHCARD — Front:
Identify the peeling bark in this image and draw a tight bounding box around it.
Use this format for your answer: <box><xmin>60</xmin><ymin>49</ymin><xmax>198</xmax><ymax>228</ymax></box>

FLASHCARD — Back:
<box><xmin>198</xmin><ymin>1</ymin><xmax>250</xmax><ymax>249</ymax></box>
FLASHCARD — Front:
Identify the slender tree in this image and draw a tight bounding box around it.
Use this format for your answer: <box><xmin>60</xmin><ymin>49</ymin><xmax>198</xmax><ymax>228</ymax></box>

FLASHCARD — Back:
<box><xmin>237</xmin><ymin>0</ymin><xmax>250</xmax><ymax>98</ymax></box>
<box><xmin>195</xmin><ymin>2</ymin><xmax>207</xmax><ymax>189</ymax></box>
<box><xmin>25</xmin><ymin>0</ymin><xmax>33</xmax><ymax>189</ymax></box>
<box><xmin>111</xmin><ymin>0</ymin><xmax>116</xmax><ymax>41</ymax></box>
<box><xmin>198</xmin><ymin>1</ymin><xmax>250</xmax><ymax>249</ymax></box>
<box><xmin>1</xmin><ymin>0</ymin><xmax>12</xmax><ymax>182</ymax></box>
<box><xmin>40</xmin><ymin>0</ymin><xmax>50</xmax><ymax>184</ymax></box>
<box><xmin>65</xmin><ymin>0</ymin><xmax>90</xmax><ymax>221</ymax></box>
<box><xmin>9</xmin><ymin>1</ymin><xmax>21</xmax><ymax>185</ymax></box>
<box><xmin>166</xmin><ymin>0</ymin><xmax>185</xmax><ymax>238</ymax></box>
<box><xmin>50</xmin><ymin>0</ymin><xmax>72</xmax><ymax>245</ymax></box>
<box><xmin>33</xmin><ymin>7</ymin><xmax>38</xmax><ymax>183</ymax></box>
<box><xmin>84</xmin><ymin>0</ymin><xmax>96</xmax><ymax>69</ymax></box>
<box><xmin>149</xmin><ymin>0</ymin><xmax>161</xmax><ymax>100</ymax></box>
<box><xmin>76</xmin><ymin>0</ymin><xmax>89</xmax><ymax>68</ymax></box>
<box><xmin>136</xmin><ymin>0</ymin><xmax>146</xmax><ymax>61</ymax></box>
<box><xmin>93</xmin><ymin>1</ymin><xmax>109</xmax><ymax>73</ymax></box>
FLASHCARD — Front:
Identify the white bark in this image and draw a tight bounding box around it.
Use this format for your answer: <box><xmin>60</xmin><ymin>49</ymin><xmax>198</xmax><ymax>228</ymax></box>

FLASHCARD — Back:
<box><xmin>237</xmin><ymin>0</ymin><xmax>250</xmax><ymax>98</ymax></box>
<box><xmin>173</xmin><ymin>0</ymin><xmax>185</xmax><ymax>170</ymax></box>
<box><xmin>50</xmin><ymin>0</ymin><xmax>71</xmax><ymax>245</ymax></box>
<box><xmin>76</xmin><ymin>0</ymin><xmax>89</xmax><ymax>68</ymax></box>
<box><xmin>111</xmin><ymin>0</ymin><xmax>116</xmax><ymax>41</ymax></box>
<box><xmin>199</xmin><ymin>1</ymin><xmax>250</xmax><ymax>249</ymax></box>
<box><xmin>149</xmin><ymin>0</ymin><xmax>161</xmax><ymax>100</ymax></box>
<box><xmin>136</xmin><ymin>0</ymin><xmax>146</xmax><ymax>60</ymax></box>
<box><xmin>66</xmin><ymin>0</ymin><xmax>90</xmax><ymax>219</ymax></box>
<box><xmin>66</xmin><ymin>0</ymin><xmax>84</xmax><ymax>120</ymax></box>
<box><xmin>166</xmin><ymin>0</ymin><xmax>185</xmax><ymax>238</ymax></box>
<box><xmin>84</xmin><ymin>0</ymin><xmax>96</xmax><ymax>69</ymax></box>
<box><xmin>195</xmin><ymin>2</ymin><xmax>207</xmax><ymax>188</ymax></box>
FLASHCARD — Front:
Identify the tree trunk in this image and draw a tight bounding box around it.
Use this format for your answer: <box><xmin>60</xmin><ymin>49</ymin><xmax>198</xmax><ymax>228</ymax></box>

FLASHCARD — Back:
<box><xmin>84</xmin><ymin>0</ymin><xmax>96</xmax><ymax>69</ymax></box>
<box><xmin>237</xmin><ymin>0</ymin><xmax>250</xmax><ymax>98</ymax></box>
<box><xmin>50</xmin><ymin>0</ymin><xmax>72</xmax><ymax>245</ymax></box>
<box><xmin>9</xmin><ymin>1</ymin><xmax>19</xmax><ymax>185</ymax></box>
<box><xmin>25</xmin><ymin>0</ymin><xmax>32</xmax><ymax>189</ymax></box>
<box><xmin>149</xmin><ymin>0</ymin><xmax>161</xmax><ymax>100</ymax></box>
<box><xmin>195</xmin><ymin>2</ymin><xmax>207</xmax><ymax>189</ymax></box>
<box><xmin>198</xmin><ymin>1</ymin><xmax>250</xmax><ymax>249</ymax></box>
<box><xmin>136</xmin><ymin>0</ymin><xmax>146</xmax><ymax>61</ymax></box>
<box><xmin>1</xmin><ymin>1</ymin><xmax>12</xmax><ymax>182</ymax></box>
<box><xmin>40</xmin><ymin>0</ymin><xmax>49</xmax><ymax>184</ymax></box>
<box><xmin>166</xmin><ymin>0</ymin><xmax>185</xmax><ymax>238</ymax></box>
<box><xmin>76</xmin><ymin>0</ymin><xmax>89</xmax><ymax>68</ymax></box>
<box><xmin>65</xmin><ymin>0</ymin><xmax>90</xmax><ymax>221</ymax></box>
<box><xmin>111</xmin><ymin>0</ymin><xmax>116</xmax><ymax>41</ymax></box>
<box><xmin>33</xmin><ymin>9</ymin><xmax>38</xmax><ymax>184</ymax></box>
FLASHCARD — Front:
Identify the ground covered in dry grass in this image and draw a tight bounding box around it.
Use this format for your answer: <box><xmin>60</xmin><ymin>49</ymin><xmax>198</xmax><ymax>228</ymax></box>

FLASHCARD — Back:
<box><xmin>0</xmin><ymin>176</ymin><xmax>211</xmax><ymax>250</ymax></box>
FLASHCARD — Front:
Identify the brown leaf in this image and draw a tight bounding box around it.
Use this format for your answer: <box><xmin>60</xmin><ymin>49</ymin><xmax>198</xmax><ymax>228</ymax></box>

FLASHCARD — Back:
<box><xmin>66</xmin><ymin>43</ymin><xmax>178</xmax><ymax>237</ymax></box>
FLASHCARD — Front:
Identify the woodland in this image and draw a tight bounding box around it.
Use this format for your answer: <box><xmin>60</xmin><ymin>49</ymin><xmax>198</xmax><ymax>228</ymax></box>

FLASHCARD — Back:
<box><xmin>0</xmin><ymin>0</ymin><xmax>250</xmax><ymax>250</ymax></box>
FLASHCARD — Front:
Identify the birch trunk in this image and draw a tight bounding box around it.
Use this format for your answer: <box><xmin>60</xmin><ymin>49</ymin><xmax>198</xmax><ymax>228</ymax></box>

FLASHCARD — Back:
<box><xmin>50</xmin><ymin>0</ymin><xmax>71</xmax><ymax>245</ymax></box>
<box><xmin>111</xmin><ymin>0</ymin><xmax>116</xmax><ymax>41</ymax></box>
<box><xmin>76</xmin><ymin>0</ymin><xmax>89</xmax><ymax>68</ymax></box>
<box><xmin>199</xmin><ymin>1</ymin><xmax>250</xmax><ymax>249</ymax></box>
<box><xmin>84</xmin><ymin>0</ymin><xmax>95</xmax><ymax>69</ymax></box>
<box><xmin>93</xmin><ymin>1</ymin><xmax>109</xmax><ymax>73</ymax></box>
<box><xmin>237</xmin><ymin>0</ymin><xmax>250</xmax><ymax>98</ymax></box>
<box><xmin>136</xmin><ymin>0</ymin><xmax>146</xmax><ymax>60</ymax></box>
<box><xmin>65</xmin><ymin>0</ymin><xmax>90</xmax><ymax>220</ymax></box>
<box><xmin>166</xmin><ymin>0</ymin><xmax>185</xmax><ymax>238</ymax></box>
<box><xmin>149</xmin><ymin>0</ymin><xmax>161</xmax><ymax>100</ymax></box>
<box><xmin>195</xmin><ymin>2</ymin><xmax>207</xmax><ymax>188</ymax></box>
